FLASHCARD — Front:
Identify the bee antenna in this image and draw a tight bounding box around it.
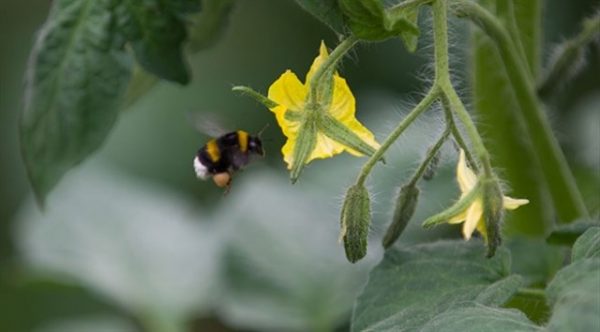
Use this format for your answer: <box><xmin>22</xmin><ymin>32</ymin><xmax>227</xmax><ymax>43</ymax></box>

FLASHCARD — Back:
<box><xmin>257</xmin><ymin>123</ymin><xmax>270</xmax><ymax>137</ymax></box>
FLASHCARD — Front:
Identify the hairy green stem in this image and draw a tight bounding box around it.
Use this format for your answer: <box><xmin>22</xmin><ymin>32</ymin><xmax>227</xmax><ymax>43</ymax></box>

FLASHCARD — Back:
<box><xmin>454</xmin><ymin>0</ymin><xmax>589</xmax><ymax>222</ymax></box>
<box><xmin>432</xmin><ymin>0</ymin><xmax>493</xmax><ymax>177</ymax></box>
<box><xmin>356</xmin><ymin>87</ymin><xmax>439</xmax><ymax>185</ymax></box>
<box><xmin>389</xmin><ymin>0</ymin><xmax>433</xmax><ymax>16</ymax></box>
<box><xmin>538</xmin><ymin>12</ymin><xmax>600</xmax><ymax>97</ymax></box>
<box><xmin>441</xmin><ymin>96</ymin><xmax>477</xmax><ymax>170</ymax></box>
<box><xmin>407</xmin><ymin>125</ymin><xmax>450</xmax><ymax>187</ymax></box>
<box><xmin>496</xmin><ymin>0</ymin><xmax>533</xmax><ymax>78</ymax></box>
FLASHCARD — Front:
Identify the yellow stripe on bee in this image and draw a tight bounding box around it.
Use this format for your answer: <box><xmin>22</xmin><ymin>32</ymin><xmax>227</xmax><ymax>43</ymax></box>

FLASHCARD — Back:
<box><xmin>206</xmin><ymin>139</ymin><xmax>220</xmax><ymax>162</ymax></box>
<box><xmin>237</xmin><ymin>130</ymin><xmax>249</xmax><ymax>152</ymax></box>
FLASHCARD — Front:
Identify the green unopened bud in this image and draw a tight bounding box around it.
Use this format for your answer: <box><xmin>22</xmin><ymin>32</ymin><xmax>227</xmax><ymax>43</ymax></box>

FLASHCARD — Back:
<box><xmin>340</xmin><ymin>184</ymin><xmax>371</xmax><ymax>263</ymax></box>
<box><xmin>383</xmin><ymin>184</ymin><xmax>420</xmax><ymax>248</ymax></box>
<box><xmin>481</xmin><ymin>178</ymin><xmax>504</xmax><ymax>257</ymax></box>
<box><xmin>290</xmin><ymin>117</ymin><xmax>318</xmax><ymax>183</ymax></box>
<box><xmin>319</xmin><ymin>114</ymin><xmax>378</xmax><ymax>157</ymax></box>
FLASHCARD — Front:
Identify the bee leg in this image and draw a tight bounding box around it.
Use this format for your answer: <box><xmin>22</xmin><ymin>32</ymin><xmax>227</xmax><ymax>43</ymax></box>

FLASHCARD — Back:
<box><xmin>223</xmin><ymin>176</ymin><xmax>233</xmax><ymax>196</ymax></box>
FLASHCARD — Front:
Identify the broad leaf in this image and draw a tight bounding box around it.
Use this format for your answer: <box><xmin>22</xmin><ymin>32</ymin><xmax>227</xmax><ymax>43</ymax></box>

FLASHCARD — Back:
<box><xmin>545</xmin><ymin>227</ymin><xmax>600</xmax><ymax>331</ymax></box>
<box><xmin>16</xmin><ymin>165</ymin><xmax>222</xmax><ymax>327</ymax></box>
<box><xmin>351</xmin><ymin>241</ymin><xmax>522</xmax><ymax>332</ymax></box>
<box><xmin>570</xmin><ymin>226</ymin><xmax>600</xmax><ymax>261</ymax></box>
<box><xmin>20</xmin><ymin>0</ymin><xmax>132</xmax><ymax>203</ymax></box>
<box><xmin>419</xmin><ymin>305</ymin><xmax>540</xmax><ymax>332</ymax></box>
<box><xmin>115</xmin><ymin>0</ymin><xmax>202</xmax><ymax>84</ymax></box>
<box><xmin>339</xmin><ymin>0</ymin><xmax>420</xmax><ymax>47</ymax></box>
<box><xmin>293</xmin><ymin>0</ymin><xmax>347</xmax><ymax>34</ymax></box>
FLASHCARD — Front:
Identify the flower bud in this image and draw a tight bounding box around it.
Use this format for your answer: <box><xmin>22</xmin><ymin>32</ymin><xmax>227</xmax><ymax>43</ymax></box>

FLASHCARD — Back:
<box><xmin>340</xmin><ymin>184</ymin><xmax>371</xmax><ymax>263</ymax></box>
<box><xmin>481</xmin><ymin>178</ymin><xmax>504</xmax><ymax>257</ymax></box>
<box><xmin>382</xmin><ymin>184</ymin><xmax>420</xmax><ymax>248</ymax></box>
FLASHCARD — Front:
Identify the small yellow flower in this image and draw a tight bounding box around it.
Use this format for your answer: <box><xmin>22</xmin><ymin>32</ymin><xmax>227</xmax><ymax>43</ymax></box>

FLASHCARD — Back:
<box><xmin>267</xmin><ymin>41</ymin><xmax>380</xmax><ymax>168</ymax></box>
<box><xmin>448</xmin><ymin>149</ymin><xmax>529</xmax><ymax>241</ymax></box>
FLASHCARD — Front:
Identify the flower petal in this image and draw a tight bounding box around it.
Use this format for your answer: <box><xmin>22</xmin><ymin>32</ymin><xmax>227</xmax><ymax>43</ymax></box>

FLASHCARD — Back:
<box><xmin>475</xmin><ymin>218</ymin><xmax>488</xmax><ymax>243</ymax></box>
<box><xmin>308</xmin><ymin>132</ymin><xmax>345</xmax><ymax>162</ymax></box>
<box><xmin>462</xmin><ymin>199</ymin><xmax>483</xmax><ymax>240</ymax></box>
<box><xmin>328</xmin><ymin>76</ymin><xmax>380</xmax><ymax>155</ymax></box>
<box><xmin>456</xmin><ymin>149</ymin><xmax>477</xmax><ymax>193</ymax></box>
<box><xmin>503</xmin><ymin>196</ymin><xmax>529</xmax><ymax>210</ymax></box>
<box><xmin>305</xmin><ymin>41</ymin><xmax>329</xmax><ymax>84</ymax></box>
<box><xmin>268</xmin><ymin>70</ymin><xmax>307</xmax><ymax>114</ymax></box>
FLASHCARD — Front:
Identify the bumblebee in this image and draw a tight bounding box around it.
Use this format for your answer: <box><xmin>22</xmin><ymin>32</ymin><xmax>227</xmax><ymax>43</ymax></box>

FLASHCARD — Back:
<box><xmin>193</xmin><ymin>130</ymin><xmax>265</xmax><ymax>189</ymax></box>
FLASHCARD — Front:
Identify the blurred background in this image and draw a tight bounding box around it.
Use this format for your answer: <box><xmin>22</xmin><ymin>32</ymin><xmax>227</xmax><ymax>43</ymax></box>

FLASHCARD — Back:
<box><xmin>0</xmin><ymin>0</ymin><xmax>598</xmax><ymax>331</ymax></box>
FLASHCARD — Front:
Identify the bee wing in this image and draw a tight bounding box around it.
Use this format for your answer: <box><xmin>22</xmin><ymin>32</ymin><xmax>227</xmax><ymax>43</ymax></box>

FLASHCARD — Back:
<box><xmin>186</xmin><ymin>112</ymin><xmax>230</xmax><ymax>137</ymax></box>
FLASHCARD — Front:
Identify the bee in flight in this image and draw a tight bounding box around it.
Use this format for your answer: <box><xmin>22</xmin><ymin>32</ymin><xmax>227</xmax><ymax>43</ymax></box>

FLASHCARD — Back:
<box><xmin>193</xmin><ymin>129</ymin><xmax>265</xmax><ymax>191</ymax></box>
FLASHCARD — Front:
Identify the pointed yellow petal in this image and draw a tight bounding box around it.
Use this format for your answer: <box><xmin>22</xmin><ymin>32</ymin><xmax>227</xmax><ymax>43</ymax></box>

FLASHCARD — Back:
<box><xmin>503</xmin><ymin>196</ymin><xmax>529</xmax><ymax>210</ymax></box>
<box><xmin>462</xmin><ymin>199</ymin><xmax>483</xmax><ymax>240</ymax></box>
<box><xmin>268</xmin><ymin>70</ymin><xmax>308</xmax><ymax>115</ymax></box>
<box><xmin>475</xmin><ymin>218</ymin><xmax>488</xmax><ymax>243</ymax></box>
<box><xmin>306</xmin><ymin>41</ymin><xmax>329</xmax><ymax>84</ymax></box>
<box><xmin>328</xmin><ymin>76</ymin><xmax>380</xmax><ymax>155</ymax></box>
<box><xmin>308</xmin><ymin>132</ymin><xmax>345</xmax><ymax>162</ymax></box>
<box><xmin>456</xmin><ymin>149</ymin><xmax>477</xmax><ymax>193</ymax></box>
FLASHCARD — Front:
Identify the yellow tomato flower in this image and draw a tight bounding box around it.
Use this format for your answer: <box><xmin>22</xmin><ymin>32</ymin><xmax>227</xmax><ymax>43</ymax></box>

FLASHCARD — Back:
<box><xmin>448</xmin><ymin>149</ymin><xmax>529</xmax><ymax>241</ymax></box>
<box><xmin>267</xmin><ymin>41</ymin><xmax>380</xmax><ymax>168</ymax></box>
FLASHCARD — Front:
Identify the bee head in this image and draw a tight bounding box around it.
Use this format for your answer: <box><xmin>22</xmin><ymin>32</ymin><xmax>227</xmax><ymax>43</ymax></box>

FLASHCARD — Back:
<box><xmin>248</xmin><ymin>136</ymin><xmax>265</xmax><ymax>156</ymax></box>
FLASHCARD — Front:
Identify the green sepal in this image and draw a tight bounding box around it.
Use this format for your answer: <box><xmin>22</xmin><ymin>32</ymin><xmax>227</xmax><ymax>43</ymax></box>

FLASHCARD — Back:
<box><xmin>319</xmin><ymin>114</ymin><xmax>377</xmax><ymax>156</ymax></box>
<box><xmin>422</xmin><ymin>182</ymin><xmax>481</xmax><ymax>228</ymax></box>
<box><xmin>481</xmin><ymin>178</ymin><xmax>505</xmax><ymax>257</ymax></box>
<box><xmin>290</xmin><ymin>117</ymin><xmax>318</xmax><ymax>183</ymax></box>
<box><xmin>383</xmin><ymin>184</ymin><xmax>420</xmax><ymax>248</ymax></box>
<box><xmin>338</xmin><ymin>0</ymin><xmax>420</xmax><ymax>44</ymax></box>
<box><xmin>340</xmin><ymin>184</ymin><xmax>371</xmax><ymax>263</ymax></box>
<box><xmin>232</xmin><ymin>86</ymin><xmax>279</xmax><ymax>109</ymax></box>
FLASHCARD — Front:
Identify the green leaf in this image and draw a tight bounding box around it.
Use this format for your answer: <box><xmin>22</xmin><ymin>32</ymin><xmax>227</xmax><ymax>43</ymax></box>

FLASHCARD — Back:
<box><xmin>544</xmin><ymin>227</ymin><xmax>600</xmax><ymax>331</ymax></box>
<box><xmin>419</xmin><ymin>305</ymin><xmax>541</xmax><ymax>332</ymax></box>
<box><xmin>116</xmin><ymin>0</ymin><xmax>202</xmax><ymax>84</ymax></box>
<box><xmin>16</xmin><ymin>165</ymin><xmax>221</xmax><ymax>326</ymax></box>
<box><xmin>571</xmin><ymin>226</ymin><xmax>600</xmax><ymax>261</ymax></box>
<box><xmin>351</xmin><ymin>240</ymin><xmax>522</xmax><ymax>331</ymax></box>
<box><xmin>20</xmin><ymin>0</ymin><xmax>132</xmax><ymax>203</ymax></box>
<box><xmin>339</xmin><ymin>0</ymin><xmax>420</xmax><ymax>44</ymax></box>
<box><xmin>293</xmin><ymin>0</ymin><xmax>347</xmax><ymax>34</ymax></box>
<box><xmin>188</xmin><ymin>0</ymin><xmax>235</xmax><ymax>52</ymax></box>
<box><xmin>123</xmin><ymin>0</ymin><xmax>236</xmax><ymax>109</ymax></box>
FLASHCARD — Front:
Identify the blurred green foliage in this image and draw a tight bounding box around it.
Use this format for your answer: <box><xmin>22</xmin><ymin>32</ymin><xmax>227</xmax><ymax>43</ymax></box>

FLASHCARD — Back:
<box><xmin>1</xmin><ymin>0</ymin><xmax>599</xmax><ymax>331</ymax></box>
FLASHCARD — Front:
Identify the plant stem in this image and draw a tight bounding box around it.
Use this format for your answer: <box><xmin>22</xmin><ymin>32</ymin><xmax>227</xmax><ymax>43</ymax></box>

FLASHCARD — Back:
<box><xmin>432</xmin><ymin>0</ymin><xmax>493</xmax><ymax>177</ymax></box>
<box><xmin>356</xmin><ymin>86</ymin><xmax>439</xmax><ymax>185</ymax></box>
<box><xmin>407</xmin><ymin>125</ymin><xmax>450</xmax><ymax>187</ymax></box>
<box><xmin>389</xmin><ymin>0</ymin><xmax>433</xmax><ymax>16</ymax></box>
<box><xmin>538</xmin><ymin>12</ymin><xmax>600</xmax><ymax>97</ymax></box>
<box><xmin>308</xmin><ymin>36</ymin><xmax>358</xmax><ymax>105</ymax></box>
<box><xmin>454</xmin><ymin>0</ymin><xmax>589</xmax><ymax>222</ymax></box>
<box><xmin>441</xmin><ymin>97</ymin><xmax>477</xmax><ymax>170</ymax></box>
